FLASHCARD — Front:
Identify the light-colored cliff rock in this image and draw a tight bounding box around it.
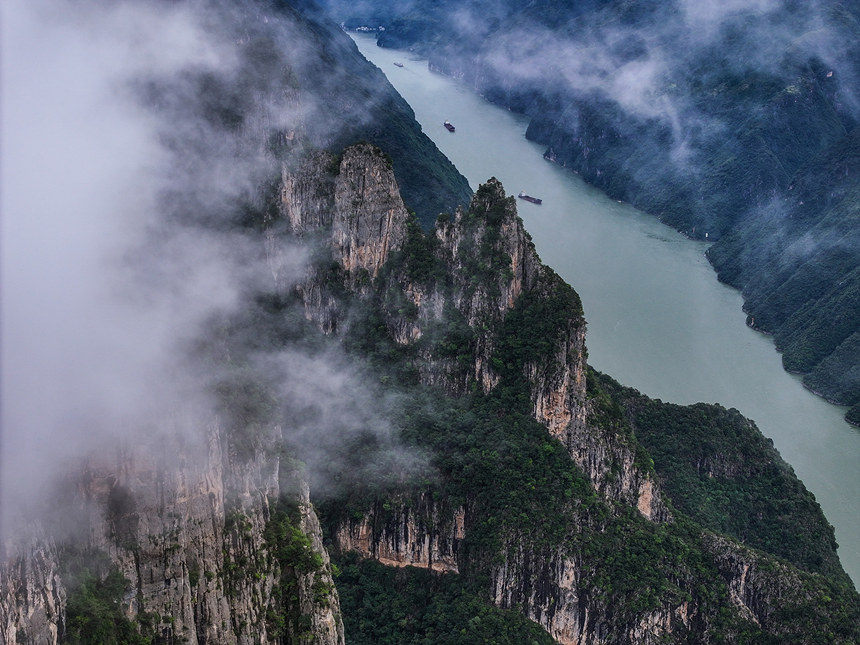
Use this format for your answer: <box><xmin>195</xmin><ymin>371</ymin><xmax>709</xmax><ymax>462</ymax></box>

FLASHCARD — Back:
<box><xmin>703</xmin><ymin>533</ymin><xmax>798</xmax><ymax>629</ymax></box>
<box><xmin>281</xmin><ymin>152</ymin><xmax>337</xmax><ymax>235</ymax></box>
<box><xmin>566</xmin><ymin>410</ymin><xmax>670</xmax><ymax>523</ymax></box>
<box><xmin>291</xmin><ymin>480</ymin><xmax>345</xmax><ymax>645</ymax></box>
<box><xmin>486</xmin><ymin>537</ymin><xmax>699</xmax><ymax>645</ymax></box>
<box><xmin>0</xmin><ymin>423</ymin><xmax>343</xmax><ymax>645</ymax></box>
<box><xmin>335</xmin><ymin>496</ymin><xmax>465</xmax><ymax>574</ymax></box>
<box><xmin>432</xmin><ymin>179</ymin><xmax>542</xmax><ymax>393</ymax></box>
<box><xmin>489</xmin><ymin>544</ymin><xmax>594</xmax><ymax>645</ymax></box>
<box><xmin>0</xmin><ymin>532</ymin><xmax>65</xmax><ymax>645</ymax></box>
<box><xmin>283</xmin><ymin>144</ymin><xmax>409</xmax><ymax>332</ymax></box>
<box><xmin>332</xmin><ymin>145</ymin><xmax>408</xmax><ymax>281</ymax></box>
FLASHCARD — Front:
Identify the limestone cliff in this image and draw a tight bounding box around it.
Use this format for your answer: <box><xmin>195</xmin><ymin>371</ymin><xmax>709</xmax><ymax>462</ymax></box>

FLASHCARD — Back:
<box><xmin>4</xmin><ymin>137</ymin><xmax>857</xmax><ymax>644</ymax></box>
<box><xmin>0</xmin><ymin>533</ymin><xmax>65</xmax><ymax>645</ymax></box>
<box><xmin>0</xmin><ymin>425</ymin><xmax>343</xmax><ymax>645</ymax></box>
<box><xmin>275</xmin><ymin>146</ymin><xmax>698</xmax><ymax>638</ymax></box>
<box><xmin>283</xmin><ymin>145</ymin><xmax>407</xmax><ymax>282</ymax></box>
<box><xmin>277</xmin><ymin>144</ymin><xmax>855</xmax><ymax>643</ymax></box>
<box><xmin>334</xmin><ymin>495</ymin><xmax>465</xmax><ymax>574</ymax></box>
<box><xmin>285</xmin><ymin>149</ymin><xmax>665</xmax><ymax>517</ymax></box>
<box><xmin>283</xmin><ymin>144</ymin><xmax>409</xmax><ymax>333</ymax></box>
<box><xmin>702</xmin><ymin>533</ymin><xmax>860</xmax><ymax>641</ymax></box>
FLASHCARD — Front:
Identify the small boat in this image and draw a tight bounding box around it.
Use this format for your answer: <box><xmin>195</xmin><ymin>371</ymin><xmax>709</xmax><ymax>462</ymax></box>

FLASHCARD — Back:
<box><xmin>518</xmin><ymin>192</ymin><xmax>542</xmax><ymax>205</ymax></box>
<box><xmin>393</xmin><ymin>62</ymin><xmax>404</xmax><ymax>68</ymax></box>
<box><xmin>444</xmin><ymin>120</ymin><xmax>456</xmax><ymax>132</ymax></box>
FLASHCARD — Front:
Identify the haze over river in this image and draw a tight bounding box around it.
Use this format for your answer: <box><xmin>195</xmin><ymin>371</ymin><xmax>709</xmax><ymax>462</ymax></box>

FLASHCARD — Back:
<box><xmin>351</xmin><ymin>32</ymin><xmax>860</xmax><ymax>586</ymax></box>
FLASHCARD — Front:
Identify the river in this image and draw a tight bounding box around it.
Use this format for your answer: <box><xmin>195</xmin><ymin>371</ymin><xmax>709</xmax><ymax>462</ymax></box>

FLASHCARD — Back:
<box><xmin>351</xmin><ymin>32</ymin><xmax>860</xmax><ymax>586</ymax></box>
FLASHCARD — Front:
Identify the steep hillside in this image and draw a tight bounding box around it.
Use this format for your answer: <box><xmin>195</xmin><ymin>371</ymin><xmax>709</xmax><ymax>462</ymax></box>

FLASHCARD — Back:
<box><xmin>275</xmin><ymin>0</ymin><xmax>473</xmax><ymax>223</ymax></box>
<box><xmin>3</xmin><ymin>1</ymin><xmax>859</xmax><ymax>644</ymax></box>
<box><xmin>4</xmin><ymin>111</ymin><xmax>858</xmax><ymax>645</ymax></box>
<box><xmin>595</xmin><ymin>371</ymin><xmax>850</xmax><ymax>586</ymax></box>
<box><xmin>293</xmin><ymin>147</ymin><xmax>859</xmax><ymax>643</ymax></box>
<box><xmin>318</xmin><ymin>0</ymin><xmax>860</xmax><ymax>421</ymax></box>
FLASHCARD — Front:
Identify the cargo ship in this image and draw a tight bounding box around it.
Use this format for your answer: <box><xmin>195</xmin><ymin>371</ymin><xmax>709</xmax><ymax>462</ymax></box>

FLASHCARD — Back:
<box><xmin>444</xmin><ymin>120</ymin><xmax>456</xmax><ymax>132</ymax></box>
<box><xmin>518</xmin><ymin>192</ymin><xmax>542</xmax><ymax>205</ymax></box>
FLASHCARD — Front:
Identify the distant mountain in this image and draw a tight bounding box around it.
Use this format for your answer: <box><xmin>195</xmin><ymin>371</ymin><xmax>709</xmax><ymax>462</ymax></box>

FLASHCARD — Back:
<box><xmin>319</xmin><ymin>0</ymin><xmax>860</xmax><ymax>423</ymax></box>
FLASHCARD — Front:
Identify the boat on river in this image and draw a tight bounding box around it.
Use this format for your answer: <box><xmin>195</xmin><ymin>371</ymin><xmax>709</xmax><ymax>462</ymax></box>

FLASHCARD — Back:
<box><xmin>393</xmin><ymin>62</ymin><xmax>404</xmax><ymax>67</ymax></box>
<box><xmin>444</xmin><ymin>120</ymin><xmax>455</xmax><ymax>132</ymax></box>
<box><xmin>518</xmin><ymin>192</ymin><xmax>542</xmax><ymax>205</ymax></box>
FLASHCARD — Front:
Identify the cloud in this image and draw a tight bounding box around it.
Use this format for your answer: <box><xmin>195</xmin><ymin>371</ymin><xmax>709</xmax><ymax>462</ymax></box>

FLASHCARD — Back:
<box><xmin>475</xmin><ymin>0</ymin><xmax>858</xmax><ymax>156</ymax></box>
<box><xmin>258</xmin><ymin>349</ymin><xmax>431</xmax><ymax>499</ymax></box>
<box><xmin>679</xmin><ymin>0</ymin><xmax>780</xmax><ymax>39</ymax></box>
<box><xmin>0</xmin><ymin>0</ymin><xmax>244</xmax><ymax>533</ymax></box>
<box><xmin>0</xmin><ymin>0</ymin><xmax>416</xmax><ymax>539</ymax></box>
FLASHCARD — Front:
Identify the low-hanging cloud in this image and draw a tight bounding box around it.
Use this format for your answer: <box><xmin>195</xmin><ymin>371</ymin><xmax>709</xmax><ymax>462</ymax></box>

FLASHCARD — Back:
<box><xmin>1</xmin><ymin>0</ymin><xmax>255</xmax><ymax>535</ymax></box>
<box><xmin>678</xmin><ymin>0</ymin><xmax>780</xmax><ymax>39</ymax></box>
<box><xmin>472</xmin><ymin>0</ymin><xmax>859</xmax><ymax>156</ymax></box>
<box><xmin>1</xmin><ymin>0</ymin><xmax>419</xmax><ymax>540</ymax></box>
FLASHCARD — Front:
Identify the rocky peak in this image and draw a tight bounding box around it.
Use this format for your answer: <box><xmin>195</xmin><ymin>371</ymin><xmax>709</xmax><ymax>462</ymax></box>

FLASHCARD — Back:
<box><xmin>282</xmin><ymin>143</ymin><xmax>408</xmax><ymax>281</ymax></box>
<box><xmin>281</xmin><ymin>143</ymin><xmax>409</xmax><ymax>333</ymax></box>
<box><xmin>332</xmin><ymin>144</ymin><xmax>408</xmax><ymax>281</ymax></box>
<box><xmin>435</xmin><ymin>178</ymin><xmax>540</xmax><ymax>326</ymax></box>
<box><xmin>285</xmin><ymin>154</ymin><xmax>660</xmax><ymax>520</ymax></box>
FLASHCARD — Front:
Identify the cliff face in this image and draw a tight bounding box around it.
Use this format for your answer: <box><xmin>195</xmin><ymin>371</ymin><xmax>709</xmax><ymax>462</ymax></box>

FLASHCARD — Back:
<box><xmin>702</xmin><ymin>533</ymin><xmax>860</xmax><ymax>641</ymax></box>
<box><xmin>0</xmin><ymin>141</ymin><xmax>430</xmax><ymax>645</ymax></box>
<box><xmin>284</xmin><ymin>145</ymin><xmax>407</xmax><ymax>279</ymax></box>
<box><xmin>331</xmin><ymin>147</ymin><xmax>408</xmax><ymax>281</ymax></box>
<box><xmin>0</xmin><ymin>425</ymin><xmax>343</xmax><ymax>645</ymax></box>
<box><xmin>283</xmin><ymin>144</ymin><xmax>409</xmax><ymax>333</ymax></box>
<box><xmin>0</xmin><ymin>153</ymin><xmax>415</xmax><ymax>641</ymax></box>
<box><xmin>488</xmin><ymin>544</ymin><xmax>703</xmax><ymax>645</ymax></box>
<box><xmin>3</xmin><ymin>0</ymin><xmax>475</xmax><ymax>635</ymax></box>
<box><xmin>279</xmin><ymin>144</ymin><xmax>857</xmax><ymax>643</ymax></box>
<box><xmin>417</xmin><ymin>179</ymin><xmax>555</xmax><ymax>397</ymax></box>
<box><xmin>280</xmin><ymin>146</ymin><xmax>693</xmax><ymax>639</ymax></box>
<box><xmin>0</xmin><ymin>534</ymin><xmax>65</xmax><ymax>645</ymax></box>
<box><xmin>285</xmin><ymin>154</ymin><xmax>660</xmax><ymax>522</ymax></box>
<box><xmin>334</xmin><ymin>495</ymin><xmax>465</xmax><ymax>574</ymax></box>
<box><xmin>415</xmin><ymin>179</ymin><xmax>665</xmax><ymax>520</ymax></box>
<box><xmin>4</xmin><ymin>133</ymin><xmax>858</xmax><ymax>643</ymax></box>
<box><xmin>67</xmin><ymin>427</ymin><xmax>281</xmax><ymax>645</ymax></box>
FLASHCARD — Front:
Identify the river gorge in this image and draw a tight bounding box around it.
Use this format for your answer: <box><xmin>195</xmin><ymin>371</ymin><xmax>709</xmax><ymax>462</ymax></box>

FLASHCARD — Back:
<box><xmin>351</xmin><ymin>31</ymin><xmax>860</xmax><ymax>586</ymax></box>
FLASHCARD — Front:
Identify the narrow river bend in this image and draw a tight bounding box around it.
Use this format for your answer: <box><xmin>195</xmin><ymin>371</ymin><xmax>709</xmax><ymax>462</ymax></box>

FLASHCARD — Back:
<box><xmin>351</xmin><ymin>32</ymin><xmax>860</xmax><ymax>586</ymax></box>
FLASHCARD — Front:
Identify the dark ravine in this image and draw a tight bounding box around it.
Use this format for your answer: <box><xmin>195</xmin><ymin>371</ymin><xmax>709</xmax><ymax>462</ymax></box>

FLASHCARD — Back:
<box><xmin>3</xmin><ymin>2</ymin><xmax>860</xmax><ymax>644</ymax></box>
<box><xmin>318</xmin><ymin>0</ymin><xmax>860</xmax><ymax>421</ymax></box>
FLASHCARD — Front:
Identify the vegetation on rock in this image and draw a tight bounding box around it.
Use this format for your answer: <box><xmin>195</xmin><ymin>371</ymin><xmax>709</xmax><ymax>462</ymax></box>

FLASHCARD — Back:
<box><xmin>317</xmin><ymin>0</ymin><xmax>860</xmax><ymax>418</ymax></box>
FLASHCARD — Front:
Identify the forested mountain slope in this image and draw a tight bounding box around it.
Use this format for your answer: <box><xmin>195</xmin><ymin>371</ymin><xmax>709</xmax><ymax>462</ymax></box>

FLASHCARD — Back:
<box><xmin>2</xmin><ymin>1</ymin><xmax>858</xmax><ymax>644</ymax></box>
<box><xmin>320</xmin><ymin>0</ymin><xmax>860</xmax><ymax>422</ymax></box>
<box><xmin>242</xmin><ymin>0</ymin><xmax>474</xmax><ymax>222</ymax></box>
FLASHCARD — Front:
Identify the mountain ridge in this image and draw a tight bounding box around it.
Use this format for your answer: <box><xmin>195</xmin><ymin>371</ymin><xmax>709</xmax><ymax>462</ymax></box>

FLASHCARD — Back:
<box><xmin>2</xmin><ymin>1</ymin><xmax>859</xmax><ymax>643</ymax></box>
<box><xmin>319</xmin><ymin>0</ymin><xmax>860</xmax><ymax>422</ymax></box>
